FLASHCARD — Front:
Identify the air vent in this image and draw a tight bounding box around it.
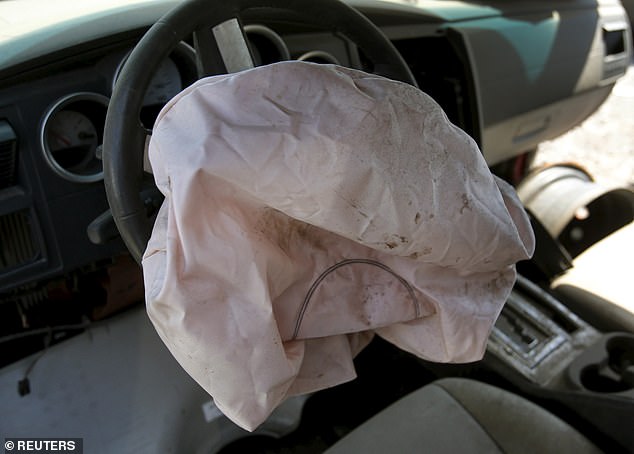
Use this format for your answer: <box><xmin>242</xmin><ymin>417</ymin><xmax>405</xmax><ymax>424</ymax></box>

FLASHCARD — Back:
<box><xmin>601</xmin><ymin>21</ymin><xmax>630</xmax><ymax>81</ymax></box>
<box><xmin>603</xmin><ymin>26</ymin><xmax>626</xmax><ymax>57</ymax></box>
<box><xmin>0</xmin><ymin>210</ymin><xmax>39</xmax><ymax>272</ymax></box>
<box><xmin>0</xmin><ymin>121</ymin><xmax>18</xmax><ymax>190</ymax></box>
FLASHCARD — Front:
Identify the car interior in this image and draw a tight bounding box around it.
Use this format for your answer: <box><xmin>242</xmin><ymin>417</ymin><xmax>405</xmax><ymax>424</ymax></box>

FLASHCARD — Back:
<box><xmin>0</xmin><ymin>0</ymin><xmax>633</xmax><ymax>452</ymax></box>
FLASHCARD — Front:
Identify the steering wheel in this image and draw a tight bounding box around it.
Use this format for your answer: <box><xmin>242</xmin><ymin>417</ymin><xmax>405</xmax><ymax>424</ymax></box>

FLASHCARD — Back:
<box><xmin>103</xmin><ymin>0</ymin><xmax>417</xmax><ymax>263</ymax></box>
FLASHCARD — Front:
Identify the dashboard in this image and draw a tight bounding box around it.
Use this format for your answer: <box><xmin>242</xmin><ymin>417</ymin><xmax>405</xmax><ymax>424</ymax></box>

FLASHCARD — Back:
<box><xmin>0</xmin><ymin>19</ymin><xmax>365</xmax><ymax>293</ymax></box>
<box><xmin>0</xmin><ymin>0</ymin><xmax>631</xmax><ymax>355</ymax></box>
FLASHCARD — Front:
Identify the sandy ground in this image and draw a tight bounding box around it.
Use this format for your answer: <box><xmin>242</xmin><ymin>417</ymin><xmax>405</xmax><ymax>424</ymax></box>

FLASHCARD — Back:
<box><xmin>532</xmin><ymin>65</ymin><xmax>634</xmax><ymax>188</ymax></box>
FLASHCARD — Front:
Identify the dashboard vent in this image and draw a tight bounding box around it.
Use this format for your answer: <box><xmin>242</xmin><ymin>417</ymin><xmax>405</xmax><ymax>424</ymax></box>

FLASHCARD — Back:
<box><xmin>0</xmin><ymin>210</ymin><xmax>39</xmax><ymax>272</ymax></box>
<box><xmin>0</xmin><ymin>121</ymin><xmax>18</xmax><ymax>190</ymax></box>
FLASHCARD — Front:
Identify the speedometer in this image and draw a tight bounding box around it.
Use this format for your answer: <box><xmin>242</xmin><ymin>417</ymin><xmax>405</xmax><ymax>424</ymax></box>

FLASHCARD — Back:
<box><xmin>114</xmin><ymin>54</ymin><xmax>182</xmax><ymax>107</ymax></box>
<box><xmin>113</xmin><ymin>52</ymin><xmax>187</xmax><ymax>128</ymax></box>
<box><xmin>47</xmin><ymin>110</ymin><xmax>98</xmax><ymax>168</ymax></box>
<box><xmin>142</xmin><ymin>57</ymin><xmax>182</xmax><ymax>106</ymax></box>
<box><xmin>40</xmin><ymin>92</ymin><xmax>108</xmax><ymax>183</ymax></box>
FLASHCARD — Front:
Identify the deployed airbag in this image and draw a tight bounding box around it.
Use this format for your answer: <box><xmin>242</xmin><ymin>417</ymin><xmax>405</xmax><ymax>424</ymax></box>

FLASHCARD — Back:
<box><xmin>143</xmin><ymin>61</ymin><xmax>535</xmax><ymax>430</ymax></box>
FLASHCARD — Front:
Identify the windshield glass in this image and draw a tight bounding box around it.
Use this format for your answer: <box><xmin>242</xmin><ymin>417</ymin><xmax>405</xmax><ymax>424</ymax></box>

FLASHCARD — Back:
<box><xmin>0</xmin><ymin>0</ymin><xmax>163</xmax><ymax>42</ymax></box>
<box><xmin>0</xmin><ymin>0</ymin><xmax>177</xmax><ymax>69</ymax></box>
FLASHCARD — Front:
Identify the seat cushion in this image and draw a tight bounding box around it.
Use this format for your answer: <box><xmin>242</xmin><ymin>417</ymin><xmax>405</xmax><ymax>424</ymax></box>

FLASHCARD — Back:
<box><xmin>325</xmin><ymin>378</ymin><xmax>601</xmax><ymax>454</ymax></box>
<box><xmin>552</xmin><ymin>221</ymin><xmax>634</xmax><ymax>332</ymax></box>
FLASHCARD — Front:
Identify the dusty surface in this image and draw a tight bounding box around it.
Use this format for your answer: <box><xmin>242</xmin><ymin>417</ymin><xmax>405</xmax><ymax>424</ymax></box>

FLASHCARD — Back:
<box><xmin>532</xmin><ymin>65</ymin><xmax>634</xmax><ymax>188</ymax></box>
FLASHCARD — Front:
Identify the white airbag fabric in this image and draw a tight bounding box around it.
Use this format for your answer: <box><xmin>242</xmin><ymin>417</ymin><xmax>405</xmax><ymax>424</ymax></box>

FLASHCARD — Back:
<box><xmin>143</xmin><ymin>61</ymin><xmax>535</xmax><ymax>431</ymax></box>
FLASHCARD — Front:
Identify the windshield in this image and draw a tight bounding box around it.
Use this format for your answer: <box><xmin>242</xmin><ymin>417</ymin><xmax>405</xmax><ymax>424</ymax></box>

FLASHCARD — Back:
<box><xmin>0</xmin><ymin>0</ymin><xmax>179</xmax><ymax>69</ymax></box>
<box><xmin>0</xmin><ymin>0</ymin><xmax>164</xmax><ymax>41</ymax></box>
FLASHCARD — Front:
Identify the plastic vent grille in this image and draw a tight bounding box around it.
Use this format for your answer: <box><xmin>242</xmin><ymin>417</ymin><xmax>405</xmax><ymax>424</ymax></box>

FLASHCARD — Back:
<box><xmin>0</xmin><ymin>121</ymin><xmax>18</xmax><ymax>190</ymax></box>
<box><xmin>0</xmin><ymin>210</ymin><xmax>38</xmax><ymax>272</ymax></box>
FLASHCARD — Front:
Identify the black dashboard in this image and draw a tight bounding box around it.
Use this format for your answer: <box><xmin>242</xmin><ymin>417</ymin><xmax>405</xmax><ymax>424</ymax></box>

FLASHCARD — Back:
<box><xmin>0</xmin><ymin>0</ymin><xmax>631</xmax><ymax>351</ymax></box>
<box><xmin>0</xmin><ymin>21</ymin><xmax>376</xmax><ymax>294</ymax></box>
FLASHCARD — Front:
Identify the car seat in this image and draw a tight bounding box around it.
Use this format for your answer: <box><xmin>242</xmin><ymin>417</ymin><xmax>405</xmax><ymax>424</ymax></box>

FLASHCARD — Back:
<box><xmin>325</xmin><ymin>377</ymin><xmax>601</xmax><ymax>453</ymax></box>
<box><xmin>551</xmin><ymin>221</ymin><xmax>634</xmax><ymax>333</ymax></box>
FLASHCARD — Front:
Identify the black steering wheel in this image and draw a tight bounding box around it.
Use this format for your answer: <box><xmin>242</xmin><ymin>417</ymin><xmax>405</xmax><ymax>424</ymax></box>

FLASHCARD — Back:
<box><xmin>103</xmin><ymin>0</ymin><xmax>417</xmax><ymax>263</ymax></box>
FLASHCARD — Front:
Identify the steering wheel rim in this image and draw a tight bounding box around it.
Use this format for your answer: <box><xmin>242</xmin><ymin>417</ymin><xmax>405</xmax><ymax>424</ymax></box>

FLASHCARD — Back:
<box><xmin>103</xmin><ymin>0</ymin><xmax>417</xmax><ymax>263</ymax></box>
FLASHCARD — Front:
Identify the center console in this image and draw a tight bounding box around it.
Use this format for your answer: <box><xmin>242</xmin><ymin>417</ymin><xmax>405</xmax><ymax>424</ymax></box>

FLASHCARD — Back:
<box><xmin>488</xmin><ymin>275</ymin><xmax>601</xmax><ymax>387</ymax></box>
<box><xmin>486</xmin><ymin>275</ymin><xmax>634</xmax><ymax>450</ymax></box>
<box><xmin>568</xmin><ymin>333</ymin><xmax>634</xmax><ymax>396</ymax></box>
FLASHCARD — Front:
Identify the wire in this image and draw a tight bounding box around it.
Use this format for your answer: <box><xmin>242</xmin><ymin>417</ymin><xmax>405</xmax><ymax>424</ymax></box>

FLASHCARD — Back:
<box><xmin>18</xmin><ymin>328</ymin><xmax>53</xmax><ymax>396</ymax></box>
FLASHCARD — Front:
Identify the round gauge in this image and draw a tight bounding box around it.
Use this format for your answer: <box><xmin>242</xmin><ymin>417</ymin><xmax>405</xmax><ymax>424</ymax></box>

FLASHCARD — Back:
<box><xmin>112</xmin><ymin>43</ymin><xmax>197</xmax><ymax>128</ymax></box>
<box><xmin>142</xmin><ymin>57</ymin><xmax>182</xmax><ymax>106</ymax></box>
<box><xmin>47</xmin><ymin>110</ymin><xmax>99</xmax><ymax>169</ymax></box>
<box><xmin>244</xmin><ymin>25</ymin><xmax>290</xmax><ymax>66</ymax></box>
<box><xmin>297</xmin><ymin>50</ymin><xmax>341</xmax><ymax>65</ymax></box>
<box><xmin>40</xmin><ymin>92</ymin><xmax>109</xmax><ymax>183</ymax></box>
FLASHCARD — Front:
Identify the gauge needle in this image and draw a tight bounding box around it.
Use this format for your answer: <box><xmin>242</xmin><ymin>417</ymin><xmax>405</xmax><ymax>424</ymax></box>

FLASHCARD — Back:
<box><xmin>50</xmin><ymin>130</ymin><xmax>72</xmax><ymax>147</ymax></box>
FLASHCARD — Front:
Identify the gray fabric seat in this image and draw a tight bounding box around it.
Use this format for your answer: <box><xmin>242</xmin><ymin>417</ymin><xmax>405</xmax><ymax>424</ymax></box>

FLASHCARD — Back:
<box><xmin>325</xmin><ymin>378</ymin><xmax>601</xmax><ymax>454</ymax></box>
<box><xmin>552</xmin><ymin>221</ymin><xmax>634</xmax><ymax>333</ymax></box>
